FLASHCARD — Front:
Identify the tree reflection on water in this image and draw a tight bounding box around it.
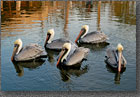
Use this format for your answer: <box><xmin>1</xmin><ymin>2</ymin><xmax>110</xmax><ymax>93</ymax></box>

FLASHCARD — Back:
<box><xmin>1</xmin><ymin>1</ymin><xmax>136</xmax><ymax>40</ymax></box>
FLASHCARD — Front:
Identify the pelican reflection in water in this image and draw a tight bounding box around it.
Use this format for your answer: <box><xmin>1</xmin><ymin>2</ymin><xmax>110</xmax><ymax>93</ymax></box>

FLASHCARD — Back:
<box><xmin>77</xmin><ymin>42</ymin><xmax>109</xmax><ymax>52</ymax></box>
<box><xmin>56</xmin><ymin>43</ymin><xmax>89</xmax><ymax>67</ymax></box>
<box><xmin>105</xmin><ymin>43</ymin><xmax>127</xmax><ymax>73</ymax></box>
<box><xmin>58</xmin><ymin>64</ymin><xmax>89</xmax><ymax>82</ymax></box>
<box><xmin>45</xmin><ymin>49</ymin><xmax>60</xmax><ymax>64</ymax></box>
<box><xmin>75</xmin><ymin>25</ymin><xmax>109</xmax><ymax>44</ymax></box>
<box><xmin>106</xmin><ymin>65</ymin><xmax>122</xmax><ymax>84</ymax></box>
<box><xmin>12</xmin><ymin>60</ymin><xmax>45</xmax><ymax>77</ymax></box>
<box><xmin>11</xmin><ymin>39</ymin><xmax>47</xmax><ymax>62</ymax></box>
<box><xmin>44</xmin><ymin>29</ymin><xmax>77</xmax><ymax>51</ymax></box>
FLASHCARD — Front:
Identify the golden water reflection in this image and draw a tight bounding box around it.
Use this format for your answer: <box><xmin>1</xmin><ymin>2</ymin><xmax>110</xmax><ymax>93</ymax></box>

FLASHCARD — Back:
<box><xmin>1</xmin><ymin>1</ymin><xmax>136</xmax><ymax>38</ymax></box>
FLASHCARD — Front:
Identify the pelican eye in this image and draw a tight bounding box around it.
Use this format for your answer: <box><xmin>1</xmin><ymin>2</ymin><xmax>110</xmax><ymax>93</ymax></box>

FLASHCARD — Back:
<box><xmin>14</xmin><ymin>44</ymin><xmax>19</xmax><ymax>47</ymax></box>
<box><xmin>82</xmin><ymin>28</ymin><xmax>86</xmax><ymax>31</ymax></box>
<box><xmin>62</xmin><ymin>48</ymin><xmax>65</xmax><ymax>51</ymax></box>
<box><xmin>81</xmin><ymin>28</ymin><xmax>86</xmax><ymax>36</ymax></box>
<box><xmin>62</xmin><ymin>48</ymin><xmax>67</xmax><ymax>51</ymax></box>
<box><xmin>47</xmin><ymin>33</ymin><xmax>51</xmax><ymax>36</ymax></box>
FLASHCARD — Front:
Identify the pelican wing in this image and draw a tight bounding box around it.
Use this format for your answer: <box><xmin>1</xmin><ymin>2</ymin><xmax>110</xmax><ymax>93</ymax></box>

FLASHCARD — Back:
<box><xmin>80</xmin><ymin>31</ymin><xmax>108</xmax><ymax>43</ymax></box>
<box><xmin>106</xmin><ymin>49</ymin><xmax>118</xmax><ymax>68</ymax></box>
<box><xmin>106</xmin><ymin>49</ymin><xmax>126</xmax><ymax>70</ymax></box>
<box><xmin>65</xmin><ymin>47</ymin><xmax>90</xmax><ymax>66</ymax></box>
<box><xmin>15</xmin><ymin>44</ymin><xmax>46</xmax><ymax>61</ymax></box>
<box><xmin>46</xmin><ymin>38</ymin><xmax>77</xmax><ymax>50</ymax></box>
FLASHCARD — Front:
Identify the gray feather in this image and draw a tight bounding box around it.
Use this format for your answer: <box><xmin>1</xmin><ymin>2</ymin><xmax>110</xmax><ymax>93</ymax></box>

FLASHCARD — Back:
<box><xmin>80</xmin><ymin>31</ymin><xmax>108</xmax><ymax>43</ymax></box>
<box><xmin>46</xmin><ymin>38</ymin><xmax>77</xmax><ymax>50</ymax></box>
<box><xmin>65</xmin><ymin>47</ymin><xmax>90</xmax><ymax>66</ymax></box>
<box><xmin>106</xmin><ymin>49</ymin><xmax>125</xmax><ymax>67</ymax></box>
<box><xmin>15</xmin><ymin>44</ymin><xmax>47</xmax><ymax>61</ymax></box>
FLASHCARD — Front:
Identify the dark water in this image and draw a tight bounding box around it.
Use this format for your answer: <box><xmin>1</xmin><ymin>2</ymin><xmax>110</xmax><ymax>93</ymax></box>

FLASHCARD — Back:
<box><xmin>1</xmin><ymin>1</ymin><xmax>136</xmax><ymax>91</ymax></box>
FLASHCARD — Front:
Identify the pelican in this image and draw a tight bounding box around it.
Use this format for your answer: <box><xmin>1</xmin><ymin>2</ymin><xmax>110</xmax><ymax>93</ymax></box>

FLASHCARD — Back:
<box><xmin>56</xmin><ymin>43</ymin><xmax>90</xmax><ymax>67</ymax></box>
<box><xmin>44</xmin><ymin>29</ymin><xmax>77</xmax><ymax>51</ymax></box>
<box><xmin>105</xmin><ymin>43</ymin><xmax>127</xmax><ymax>72</ymax></box>
<box><xmin>11</xmin><ymin>39</ymin><xmax>47</xmax><ymax>62</ymax></box>
<box><xmin>75</xmin><ymin>25</ymin><xmax>108</xmax><ymax>44</ymax></box>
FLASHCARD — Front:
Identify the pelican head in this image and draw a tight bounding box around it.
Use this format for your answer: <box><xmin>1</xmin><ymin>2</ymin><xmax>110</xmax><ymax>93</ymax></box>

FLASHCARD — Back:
<box><xmin>11</xmin><ymin>39</ymin><xmax>23</xmax><ymax>61</ymax></box>
<box><xmin>117</xmin><ymin>43</ymin><xmax>124</xmax><ymax>72</ymax></box>
<box><xmin>75</xmin><ymin>25</ymin><xmax>89</xmax><ymax>43</ymax></box>
<box><xmin>117</xmin><ymin>43</ymin><xmax>124</xmax><ymax>52</ymax></box>
<box><xmin>44</xmin><ymin>29</ymin><xmax>55</xmax><ymax>46</ymax></box>
<box><xmin>56</xmin><ymin>43</ymin><xmax>71</xmax><ymax>66</ymax></box>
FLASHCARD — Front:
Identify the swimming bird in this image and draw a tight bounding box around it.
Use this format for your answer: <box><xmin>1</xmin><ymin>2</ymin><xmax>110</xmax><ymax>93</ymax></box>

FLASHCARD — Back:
<box><xmin>56</xmin><ymin>43</ymin><xmax>89</xmax><ymax>67</ymax></box>
<box><xmin>105</xmin><ymin>43</ymin><xmax>127</xmax><ymax>72</ymax></box>
<box><xmin>11</xmin><ymin>39</ymin><xmax>47</xmax><ymax>62</ymax></box>
<box><xmin>44</xmin><ymin>29</ymin><xmax>77</xmax><ymax>51</ymax></box>
<box><xmin>75</xmin><ymin>25</ymin><xmax>108</xmax><ymax>44</ymax></box>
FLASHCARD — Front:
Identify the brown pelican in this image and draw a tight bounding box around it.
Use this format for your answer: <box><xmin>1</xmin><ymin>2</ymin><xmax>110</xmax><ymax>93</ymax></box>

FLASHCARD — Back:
<box><xmin>56</xmin><ymin>43</ymin><xmax>90</xmax><ymax>67</ymax></box>
<box><xmin>75</xmin><ymin>25</ymin><xmax>108</xmax><ymax>44</ymax></box>
<box><xmin>44</xmin><ymin>29</ymin><xmax>77</xmax><ymax>51</ymax></box>
<box><xmin>105</xmin><ymin>43</ymin><xmax>127</xmax><ymax>72</ymax></box>
<box><xmin>11</xmin><ymin>39</ymin><xmax>47</xmax><ymax>62</ymax></box>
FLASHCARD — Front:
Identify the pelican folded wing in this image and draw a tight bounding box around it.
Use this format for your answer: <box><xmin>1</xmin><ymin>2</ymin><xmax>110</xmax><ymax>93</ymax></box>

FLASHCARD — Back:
<box><xmin>80</xmin><ymin>31</ymin><xmax>108</xmax><ymax>44</ymax></box>
<box><xmin>46</xmin><ymin>38</ymin><xmax>77</xmax><ymax>50</ymax></box>
<box><xmin>15</xmin><ymin>44</ymin><xmax>46</xmax><ymax>61</ymax></box>
<box><xmin>106</xmin><ymin>49</ymin><xmax>118</xmax><ymax>68</ymax></box>
<box><xmin>66</xmin><ymin>47</ymin><xmax>90</xmax><ymax>66</ymax></box>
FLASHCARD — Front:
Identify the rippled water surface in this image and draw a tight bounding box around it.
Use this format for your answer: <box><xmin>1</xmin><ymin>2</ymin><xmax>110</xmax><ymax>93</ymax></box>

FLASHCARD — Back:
<box><xmin>1</xmin><ymin>1</ymin><xmax>136</xmax><ymax>91</ymax></box>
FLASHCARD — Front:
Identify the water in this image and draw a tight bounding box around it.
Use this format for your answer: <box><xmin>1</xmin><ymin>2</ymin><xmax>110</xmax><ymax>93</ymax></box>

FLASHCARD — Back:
<box><xmin>1</xmin><ymin>1</ymin><xmax>136</xmax><ymax>91</ymax></box>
